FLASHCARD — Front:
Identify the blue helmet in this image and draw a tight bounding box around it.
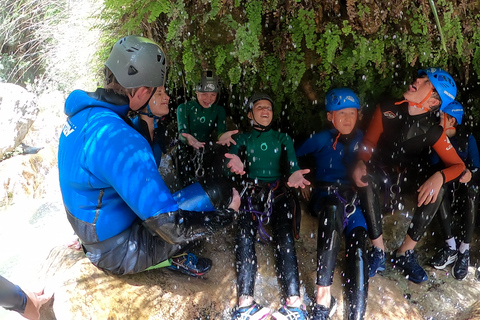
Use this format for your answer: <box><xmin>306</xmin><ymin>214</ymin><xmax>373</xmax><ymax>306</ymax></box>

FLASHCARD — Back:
<box><xmin>418</xmin><ymin>68</ymin><xmax>457</xmax><ymax>110</ymax></box>
<box><xmin>325</xmin><ymin>88</ymin><xmax>361</xmax><ymax>112</ymax></box>
<box><xmin>442</xmin><ymin>100</ymin><xmax>464</xmax><ymax>125</ymax></box>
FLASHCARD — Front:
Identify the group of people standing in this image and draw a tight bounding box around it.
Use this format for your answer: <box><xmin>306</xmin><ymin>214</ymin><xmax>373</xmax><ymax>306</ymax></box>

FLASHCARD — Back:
<box><xmin>3</xmin><ymin>35</ymin><xmax>474</xmax><ymax>320</ymax></box>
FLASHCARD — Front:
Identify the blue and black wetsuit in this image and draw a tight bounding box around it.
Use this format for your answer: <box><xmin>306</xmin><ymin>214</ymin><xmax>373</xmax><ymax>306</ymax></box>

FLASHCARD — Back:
<box><xmin>58</xmin><ymin>88</ymin><xmax>235</xmax><ymax>275</ymax></box>
<box><xmin>0</xmin><ymin>276</ymin><xmax>27</xmax><ymax>315</ymax></box>
<box><xmin>432</xmin><ymin>132</ymin><xmax>480</xmax><ymax>244</ymax></box>
<box><xmin>297</xmin><ymin>128</ymin><xmax>368</xmax><ymax>320</ymax></box>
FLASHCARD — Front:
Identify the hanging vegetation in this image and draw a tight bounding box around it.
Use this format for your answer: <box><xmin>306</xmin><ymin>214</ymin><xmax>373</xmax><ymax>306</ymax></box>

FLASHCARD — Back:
<box><xmin>100</xmin><ymin>0</ymin><xmax>480</xmax><ymax>136</ymax></box>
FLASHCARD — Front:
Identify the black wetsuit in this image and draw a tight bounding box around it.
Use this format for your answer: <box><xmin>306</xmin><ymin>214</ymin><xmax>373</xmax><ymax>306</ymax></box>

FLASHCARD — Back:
<box><xmin>230</xmin><ymin>128</ymin><xmax>301</xmax><ymax>298</ymax></box>
<box><xmin>0</xmin><ymin>276</ymin><xmax>27</xmax><ymax>315</ymax></box>
<box><xmin>432</xmin><ymin>133</ymin><xmax>480</xmax><ymax>244</ymax></box>
<box><xmin>358</xmin><ymin>99</ymin><xmax>465</xmax><ymax>242</ymax></box>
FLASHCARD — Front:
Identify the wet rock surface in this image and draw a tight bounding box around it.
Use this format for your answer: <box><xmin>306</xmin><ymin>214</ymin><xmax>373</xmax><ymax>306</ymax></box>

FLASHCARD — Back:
<box><xmin>29</xmin><ymin>198</ymin><xmax>480</xmax><ymax>320</ymax></box>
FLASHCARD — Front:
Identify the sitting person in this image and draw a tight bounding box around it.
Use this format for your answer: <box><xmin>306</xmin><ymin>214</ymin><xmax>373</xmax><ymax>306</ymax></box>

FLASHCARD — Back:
<box><xmin>176</xmin><ymin>70</ymin><xmax>238</xmax><ymax>186</ymax></box>
<box><xmin>58</xmin><ymin>35</ymin><xmax>240</xmax><ymax>276</ymax></box>
<box><xmin>225</xmin><ymin>92</ymin><xmax>310</xmax><ymax>320</ymax></box>
<box><xmin>352</xmin><ymin>68</ymin><xmax>465</xmax><ymax>283</ymax></box>
<box><xmin>429</xmin><ymin>100</ymin><xmax>479</xmax><ymax>280</ymax></box>
<box><xmin>296</xmin><ymin>88</ymin><xmax>369</xmax><ymax>320</ymax></box>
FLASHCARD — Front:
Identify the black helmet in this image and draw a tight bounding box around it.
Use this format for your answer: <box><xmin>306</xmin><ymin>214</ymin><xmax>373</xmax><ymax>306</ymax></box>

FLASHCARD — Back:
<box><xmin>197</xmin><ymin>70</ymin><xmax>220</xmax><ymax>93</ymax></box>
<box><xmin>105</xmin><ymin>35</ymin><xmax>167</xmax><ymax>89</ymax></box>
<box><xmin>246</xmin><ymin>92</ymin><xmax>274</xmax><ymax>110</ymax></box>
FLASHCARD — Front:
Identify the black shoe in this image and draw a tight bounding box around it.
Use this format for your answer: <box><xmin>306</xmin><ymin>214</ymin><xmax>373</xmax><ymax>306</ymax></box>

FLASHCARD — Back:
<box><xmin>311</xmin><ymin>296</ymin><xmax>337</xmax><ymax>320</ymax></box>
<box><xmin>167</xmin><ymin>252</ymin><xmax>212</xmax><ymax>277</ymax></box>
<box><xmin>430</xmin><ymin>245</ymin><xmax>457</xmax><ymax>270</ymax></box>
<box><xmin>368</xmin><ymin>247</ymin><xmax>386</xmax><ymax>278</ymax></box>
<box><xmin>393</xmin><ymin>250</ymin><xmax>428</xmax><ymax>283</ymax></box>
<box><xmin>453</xmin><ymin>250</ymin><xmax>469</xmax><ymax>280</ymax></box>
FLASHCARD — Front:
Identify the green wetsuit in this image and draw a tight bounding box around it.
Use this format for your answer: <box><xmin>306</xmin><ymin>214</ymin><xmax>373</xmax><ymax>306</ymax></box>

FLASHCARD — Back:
<box><xmin>230</xmin><ymin>129</ymin><xmax>300</xmax><ymax>183</ymax></box>
<box><xmin>177</xmin><ymin>100</ymin><xmax>226</xmax><ymax>143</ymax></box>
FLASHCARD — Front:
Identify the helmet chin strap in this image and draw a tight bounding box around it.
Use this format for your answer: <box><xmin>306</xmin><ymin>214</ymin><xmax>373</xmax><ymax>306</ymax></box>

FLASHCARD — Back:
<box><xmin>395</xmin><ymin>88</ymin><xmax>434</xmax><ymax>111</ymax></box>
<box><xmin>251</xmin><ymin>112</ymin><xmax>272</xmax><ymax>132</ymax></box>
<box><xmin>137</xmin><ymin>87</ymin><xmax>163</xmax><ymax>128</ymax></box>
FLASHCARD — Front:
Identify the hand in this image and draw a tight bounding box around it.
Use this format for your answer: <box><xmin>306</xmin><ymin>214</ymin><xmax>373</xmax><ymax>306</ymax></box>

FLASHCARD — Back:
<box><xmin>287</xmin><ymin>169</ymin><xmax>311</xmax><ymax>188</ymax></box>
<box><xmin>352</xmin><ymin>160</ymin><xmax>368</xmax><ymax>187</ymax></box>
<box><xmin>22</xmin><ymin>288</ymin><xmax>53</xmax><ymax>320</ymax></box>
<box><xmin>181</xmin><ymin>133</ymin><xmax>205</xmax><ymax>149</ymax></box>
<box><xmin>225</xmin><ymin>153</ymin><xmax>245</xmax><ymax>175</ymax></box>
<box><xmin>228</xmin><ymin>188</ymin><xmax>241</xmax><ymax>212</ymax></box>
<box><xmin>460</xmin><ymin>169</ymin><xmax>472</xmax><ymax>184</ymax></box>
<box><xmin>300</xmin><ymin>186</ymin><xmax>312</xmax><ymax>201</ymax></box>
<box><xmin>217</xmin><ymin>130</ymin><xmax>239</xmax><ymax>147</ymax></box>
<box><xmin>417</xmin><ymin>171</ymin><xmax>444</xmax><ymax>206</ymax></box>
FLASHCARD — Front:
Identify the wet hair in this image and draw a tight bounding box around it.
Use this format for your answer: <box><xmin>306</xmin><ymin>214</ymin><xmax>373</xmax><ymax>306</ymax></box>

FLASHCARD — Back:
<box><xmin>430</xmin><ymin>90</ymin><xmax>442</xmax><ymax>111</ymax></box>
<box><xmin>104</xmin><ymin>66</ymin><xmax>139</xmax><ymax>97</ymax></box>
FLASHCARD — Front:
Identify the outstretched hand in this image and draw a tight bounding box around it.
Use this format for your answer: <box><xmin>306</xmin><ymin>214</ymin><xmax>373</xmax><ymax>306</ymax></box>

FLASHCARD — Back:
<box><xmin>287</xmin><ymin>169</ymin><xmax>311</xmax><ymax>188</ymax></box>
<box><xmin>22</xmin><ymin>288</ymin><xmax>53</xmax><ymax>320</ymax></box>
<box><xmin>225</xmin><ymin>153</ymin><xmax>245</xmax><ymax>175</ymax></box>
<box><xmin>181</xmin><ymin>133</ymin><xmax>205</xmax><ymax>149</ymax></box>
<box><xmin>217</xmin><ymin>130</ymin><xmax>239</xmax><ymax>147</ymax></box>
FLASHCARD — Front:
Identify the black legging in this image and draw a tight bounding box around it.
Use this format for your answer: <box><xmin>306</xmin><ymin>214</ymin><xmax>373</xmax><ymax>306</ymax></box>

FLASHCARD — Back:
<box><xmin>438</xmin><ymin>172</ymin><xmax>479</xmax><ymax>244</ymax></box>
<box><xmin>313</xmin><ymin>190</ymin><xmax>368</xmax><ymax>320</ymax></box>
<box><xmin>235</xmin><ymin>186</ymin><xmax>300</xmax><ymax>298</ymax></box>
<box><xmin>359</xmin><ymin>163</ymin><xmax>445</xmax><ymax>242</ymax></box>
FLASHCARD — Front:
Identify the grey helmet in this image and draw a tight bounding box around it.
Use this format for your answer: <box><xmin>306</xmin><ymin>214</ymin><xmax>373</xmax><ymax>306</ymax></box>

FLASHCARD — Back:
<box><xmin>247</xmin><ymin>92</ymin><xmax>274</xmax><ymax>110</ymax></box>
<box><xmin>105</xmin><ymin>35</ymin><xmax>167</xmax><ymax>89</ymax></box>
<box><xmin>197</xmin><ymin>70</ymin><xmax>220</xmax><ymax>93</ymax></box>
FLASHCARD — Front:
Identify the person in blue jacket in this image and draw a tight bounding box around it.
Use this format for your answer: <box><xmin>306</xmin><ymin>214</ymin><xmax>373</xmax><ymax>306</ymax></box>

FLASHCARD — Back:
<box><xmin>58</xmin><ymin>35</ymin><xmax>240</xmax><ymax>276</ymax></box>
<box><xmin>0</xmin><ymin>275</ymin><xmax>52</xmax><ymax>320</ymax></box>
<box><xmin>296</xmin><ymin>88</ymin><xmax>369</xmax><ymax>320</ymax></box>
<box><xmin>429</xmin><ymin>101</ymin><xmax>479</xmax><ymax>280</ymax></box>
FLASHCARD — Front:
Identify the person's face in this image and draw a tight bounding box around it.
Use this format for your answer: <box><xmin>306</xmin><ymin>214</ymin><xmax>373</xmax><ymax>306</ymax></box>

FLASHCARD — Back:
<box><xmin>327</xmin><ymin>108</ymin><xmax>358</xmax><ymax>135</ymax></box>
<box><xmin>439</xmin><ymin>111</ymin><xmax>457</xmax><ymax>137</ymax></box>
<box><xmin>248</xmin><ymin>100</ymin><xmax>273</xmax><ymax>127</ymax></box>
<box><xmin>403</xmin><ymin>76</ymin><xmax>436</xmax><ymax>104</ymax></box>
<box><xmin>196</xmin><ymin>91</ymin><xmax>218</xmax><ymax>108</ymax></box>
<box><xmin>149</xmin><ymin>86</ymin><xmax>170</xmax><ymax>117</ymax></box>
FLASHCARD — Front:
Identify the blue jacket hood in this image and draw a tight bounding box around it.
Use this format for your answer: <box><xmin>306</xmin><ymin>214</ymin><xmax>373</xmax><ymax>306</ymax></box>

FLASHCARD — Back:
<box><xmin>65</xmin><ymin>88</ymin><xmax>130</xmax><ymax>118</ymax></box>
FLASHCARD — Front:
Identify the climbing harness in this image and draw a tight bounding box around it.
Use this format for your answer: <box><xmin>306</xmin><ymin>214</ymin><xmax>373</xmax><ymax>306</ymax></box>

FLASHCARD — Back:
<box><xmin>192</xmin><ymin>147</ymin><xmax>205</xmax><ymax>178</ymax></box>
<box><xmin>332</xmin><ymin>187</ymin><xmax>360</xmax><ymax>229</ymax></box>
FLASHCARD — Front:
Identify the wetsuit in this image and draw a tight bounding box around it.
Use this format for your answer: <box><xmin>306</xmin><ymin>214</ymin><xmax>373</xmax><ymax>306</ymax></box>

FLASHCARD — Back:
<box><xmin>0</xmin><ymin>276</ymin><xmax>27</xmax><ymax>315</ymax></box>
<box><xmin>58</xmin><ymin>89</ymin><xmax>235</xmax><ymax>275</ymax></box>
<box><xmin>176</xmin><ymin>100</ymin><xmax>228</xmax><ymax>186</ymax></box>
<box><xmin>297</xmin><ymin>128</ymin><xmax>368</xmax><ymax>320</ymax></box>
<box><xmin>230</xmin><ymin>128</ymin><xmax>301</xmax><ymax>298</ymax></box>
<box><xmin>432</xmin><ymin>133</ymin><xmax>480</xmax><ymax>244</ymax></box>
<box><xmin>358</xmin><ymin>98</ymin><xmax>465</xmax><ymax>242</ymax></box>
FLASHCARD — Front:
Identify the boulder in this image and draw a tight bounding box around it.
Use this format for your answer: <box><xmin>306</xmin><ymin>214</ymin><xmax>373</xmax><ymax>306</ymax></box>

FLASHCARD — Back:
<box><xmin>0</xmin><ymin>83</ymin><xmax>39</xmax><ymax>159</ymax></box>
<box><xmin>34</xmin><ymin>204</ymin><xmax>480</xmax><ymax>320</ymax></box>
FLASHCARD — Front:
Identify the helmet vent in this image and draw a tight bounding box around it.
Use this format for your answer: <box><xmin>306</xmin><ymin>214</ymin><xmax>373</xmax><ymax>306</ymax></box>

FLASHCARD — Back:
<box><xmin>157</xmin><ymin>55</ymin><xmax>164</xmax><ymax>64</ymax></box>
<box><xmin>128</xmin><ymin>66</ymin><xmax>138</xmax><ymax>75</ymax></box>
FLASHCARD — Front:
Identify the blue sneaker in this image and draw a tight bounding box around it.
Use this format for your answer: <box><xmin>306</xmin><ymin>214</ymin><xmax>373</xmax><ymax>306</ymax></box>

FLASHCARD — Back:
<box><xmin>167</xmin><ymin>252</ymin><xmax>212</xmax><ymax>277</ymax></box>
<box><xmin>392</xmin><ymin>250</ymin><xmax>428</xmax><ymax>283</ymax></box>
<box><xmin>272</xmin><ymin>304</ymin><xmax>308</xmax><ymax>320</ymax></box>
<box><xmin>232</xmin><ymin>302</ymin><xmax>270</xmax><ymax>320</ymax></box>
<box><xmin>368</xmin><ymin>247</ymin><xmax>386</xmax><ymax>278</ymax></box>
